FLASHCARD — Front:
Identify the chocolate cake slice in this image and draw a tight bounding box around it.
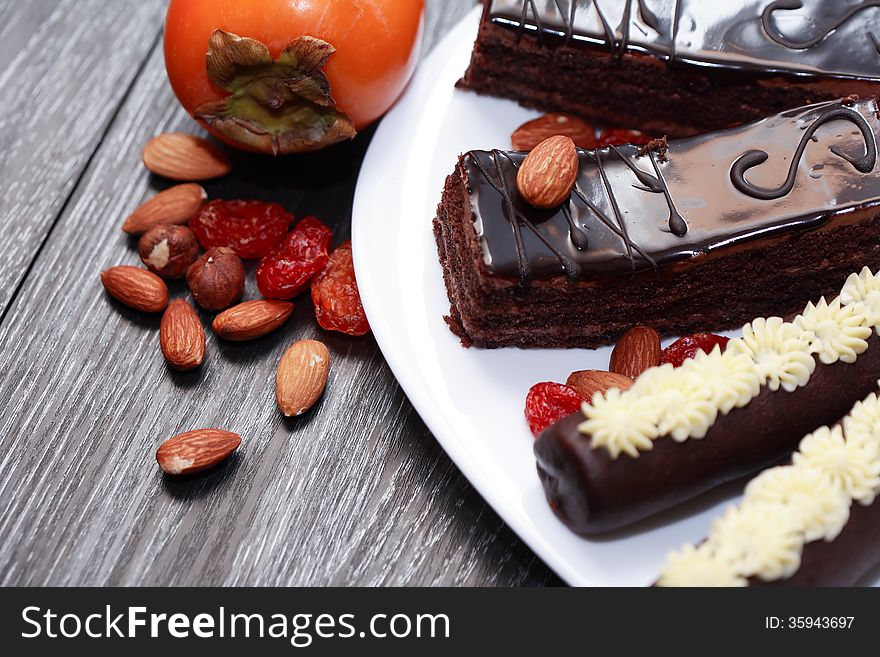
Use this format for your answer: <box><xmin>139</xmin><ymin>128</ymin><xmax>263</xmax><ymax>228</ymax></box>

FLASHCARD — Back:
<box><xmin>461</xmin><ymin>1</ymin><xmax>880</xmax><ymax>136</ymax></box>
<box><xmin>433</xmin><ymin>97</ymin><xmax>880</xmax><ymax>349</ymax></box>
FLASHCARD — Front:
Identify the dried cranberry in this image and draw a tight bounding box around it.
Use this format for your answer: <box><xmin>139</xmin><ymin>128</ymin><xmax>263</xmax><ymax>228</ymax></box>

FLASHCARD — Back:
<box><xmin>310</xmin><ymin>240</ymin><xmax>370</xmax><ymax>336</ymax></box>
<box><xmin>660</xmin><ymin>333</ymin><xmax>731</xmax><ymax>367</ymax></box>
<box><xmin>190</xmin><ymin>199</ymin><xmax>293</xmax><ymax>259</ymax></box>
<box><xmin>524</xmin><ymin>382</ymin><xmax>585</xmax><ymax>437</ymax></box>
<box><xmin>595</xmin><ymin>128</ymin><xmax>651</xmax><ymax>147</ymax></box>
<box><xmin>256</xmin><ymin>216</ymin><xmax>333</xmax><ymax>300</ymax></box>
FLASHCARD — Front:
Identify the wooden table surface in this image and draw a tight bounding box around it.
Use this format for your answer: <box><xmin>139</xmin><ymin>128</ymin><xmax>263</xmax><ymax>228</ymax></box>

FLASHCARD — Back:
<box><xmin>0</xmin><ymin>0</ymin><xmax>560</xmax><ymax>586</ymax></box>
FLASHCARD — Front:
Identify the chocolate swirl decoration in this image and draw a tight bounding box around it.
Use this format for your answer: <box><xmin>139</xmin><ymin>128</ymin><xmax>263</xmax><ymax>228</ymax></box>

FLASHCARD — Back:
<box><xmin>570</xmin><ymin>160</ymin><xmax>657</xmax><ymax>268</ymax></box>
<box><xmin>617</xmin><ymin>0</ymin><xmax>661</xmax><ymax>56</ymax></box>
<box><xmin>591</xmin><ymin>0</ymin><xmax>661</xmax><ymax>58</ymax></box>
<box><xmin>518</xmin><ymin>0</ymin><xmax>545</xmax><ymax>43</ymax></box>
<box><xmin>610</xmin><ymin>145</ymin><xmax>687</xmax><ymax>236</ymax></box>
<box><xmin>761</xmin><ymin>0</ymin><xmax>880</xmax><ymax>52</ymax></box>
<box><xmin>730</xmin><ymin>104</ymin><xmax>877</xmax><ymax>200</ymax></box>
<box><xmin>518</xmin><ymin>0</ymin><xmax>662</xmax><ymax>57</ymax></box>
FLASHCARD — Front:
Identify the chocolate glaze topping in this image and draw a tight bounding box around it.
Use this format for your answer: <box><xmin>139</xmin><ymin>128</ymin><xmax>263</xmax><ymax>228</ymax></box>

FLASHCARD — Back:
<box><xmin>730</xmin><ymin>102</ymin><xmax>877</xmax><ymax>199</ymax></box>
<box><xmin>464</xmin><ymin>98</ymin><xmax>880</xmax><ymax>281</ymax></box>
<box><xmin>761</xmin><ymin>1</ymin><xmax>880</xmax><ymax>51</ymax></box>
<box><xmin>492</xmin><ymin>0</ymin><xmax>676</xmax><ymax>58</ymax></box>
<box><xmin>488</xmin><ymin>0</ymin><xmax>880</xmax><ymax>80</ymax></box>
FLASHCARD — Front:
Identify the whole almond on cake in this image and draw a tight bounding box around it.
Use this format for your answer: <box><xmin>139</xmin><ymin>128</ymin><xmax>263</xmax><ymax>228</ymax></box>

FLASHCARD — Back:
<box><xmin>609</xmin><ymin>326</ymin><xmax>662</xmax><ymax>378</ymax></box>
<box><xmin>516</xmin><ymin>135</ymin><xmax>579</xmax><ymax>208</ymax></box>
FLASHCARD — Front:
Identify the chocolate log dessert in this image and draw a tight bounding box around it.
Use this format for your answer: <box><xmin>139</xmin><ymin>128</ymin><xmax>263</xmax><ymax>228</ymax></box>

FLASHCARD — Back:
<box><xmin>656</xmin><ymin>390</ymin><xmax>880</xmax><ymax>587</ymax></box>
<box><xmin>460</xmin><ymin>0</ymin><xmax>880</xmax><ymax>137</ymax></box>
<box><xmin>433</xmin><ymin>97</ymin><xmax>880</xmax><ymax>349</ymax></box>
<box><xmin>534</xmin><ymin>266</ymin><xmax>880</xmax><ymax>536</ymax></box>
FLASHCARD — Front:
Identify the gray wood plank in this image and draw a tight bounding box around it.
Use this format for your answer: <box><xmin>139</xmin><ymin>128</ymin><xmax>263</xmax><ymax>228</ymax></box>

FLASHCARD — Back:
<box><xmin>0</xmin><ymin>0</ymin><xmax>165</xmax><ymax>318</ymax></box>
<box><xmin>0</xmin><ymin>0</ymin><xmax>559</xmax><ymax>586</ymax></box>
<box><xmin>0</xmin><ymin>1</ymin><xmax>59</xmax><ymax>66</ymax></box>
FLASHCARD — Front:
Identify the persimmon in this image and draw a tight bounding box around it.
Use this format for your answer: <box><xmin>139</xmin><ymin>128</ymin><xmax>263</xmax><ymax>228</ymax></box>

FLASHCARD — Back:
<box><xmin>163</xmin><ymin>0</ymin><xmax>424</xmax><ymax>154</ymax></box>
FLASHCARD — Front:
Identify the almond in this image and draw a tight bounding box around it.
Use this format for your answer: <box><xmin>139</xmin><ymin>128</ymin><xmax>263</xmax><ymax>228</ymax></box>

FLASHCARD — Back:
<box><xmin>566</xmin><ymin>370</ymin><xmax>633</xmax><ymax>400</ymax></box>
<box><xmin>512</xmin><ymin>113</ymin><xmax>597</xmax><ymax>151</ymax></box>
<box><xmin>100</xmin><ymin>265</ymin><xmax>169</xmax><ymax>313</ymax></box>
<box><xmin>156</xmin><ymin>428</ymin><xmax>241</xmax><ymax>475</ymax></box>
<box><xmin>212</xmin><ymin>300</ymin><xmax>295</xmax><ymax>341</ymax></box>
<box><xmin>160</xmin><ymin>299</ymin><xmax>205</xmax><ymax>371</ymax></box>
<box><xmin>609</xmin><ymin>326</ymin><xmax>661</xmax><ymax>378</ymax></box>
<box><xmin>516</xmin><ymin>135</ymin><xmax>579</xmax><ymax>208</ymax></box>
<box><xmin>122</xmin><ymin>183</ymin><xmax>207</xmax><ymax>235</ymax></box>
<box><xmin>142</xmin><ymin>133</ymin><xmax>231</xmax><ymax>181</ymax></box>
<box><xmin>276</xmin><ymin>339</ymin><xmax>330</xmax><ymax>417</ymax></box>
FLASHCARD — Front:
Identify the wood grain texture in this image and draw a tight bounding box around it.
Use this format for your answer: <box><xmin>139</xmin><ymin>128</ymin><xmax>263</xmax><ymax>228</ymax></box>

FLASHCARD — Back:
<box><xmin>0</xmin><ymin>0</ymin><xmax>560</xmax><ymax>586</ymax></box>
<box><xmin>0</xmin><ymin>0</ymin><xmax>165</xmax><ymax>318</ymax></box>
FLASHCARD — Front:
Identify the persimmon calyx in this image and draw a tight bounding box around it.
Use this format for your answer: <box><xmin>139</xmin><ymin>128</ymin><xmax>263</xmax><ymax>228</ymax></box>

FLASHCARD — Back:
<box><xmin>194</xmin><ymin>30</ymin><xmax>357</xmax><ymax>155</ymax></box>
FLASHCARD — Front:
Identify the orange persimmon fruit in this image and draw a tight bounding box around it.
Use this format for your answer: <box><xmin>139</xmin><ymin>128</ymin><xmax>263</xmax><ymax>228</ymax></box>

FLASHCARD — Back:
<box><xmin>164</xmin><ymin>0</ymin><xmax>424</xmax><ymax>154</ymax></box>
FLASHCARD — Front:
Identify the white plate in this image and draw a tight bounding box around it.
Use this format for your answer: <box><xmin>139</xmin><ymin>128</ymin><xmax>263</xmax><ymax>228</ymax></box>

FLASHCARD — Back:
<box><xmin>351</xmin><ymin>7</ymin><xmax>876</xmax><ymax>586</ymax></box>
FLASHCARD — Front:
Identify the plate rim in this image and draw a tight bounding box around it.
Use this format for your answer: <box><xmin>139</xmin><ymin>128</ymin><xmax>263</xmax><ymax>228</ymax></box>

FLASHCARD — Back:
<box><xmin>352</xmin><ymin>6</ymin><xmax>589</xmax><ymax>586</ymax></box>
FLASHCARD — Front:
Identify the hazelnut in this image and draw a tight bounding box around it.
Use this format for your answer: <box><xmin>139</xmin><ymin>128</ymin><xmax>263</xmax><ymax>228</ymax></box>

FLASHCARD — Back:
<box><xmin>186</xmin><ymin>247</ymin><xmax>244</xmax><ymax>311</ymax></box>
<box><xmin>138</xmin><ymin>224</ymin><xmax>199</xmax><ymax>279</ymax></box>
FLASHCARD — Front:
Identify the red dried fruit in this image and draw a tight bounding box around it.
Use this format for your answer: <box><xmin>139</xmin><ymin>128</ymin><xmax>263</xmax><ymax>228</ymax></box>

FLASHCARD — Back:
<box><xmin>524</xmin><ymin>382</ymin><xmax>585</xmax><ymax>437</ymax></box>
<box><xmin>595</xmin><ymin>128</ymin><xmax>651</xmax><ymax>147</ymax></box>
<box><xmin>661</xmin><ymin>333</ymin><xmax>731</xmax><ymax>367</ymax></box>
<box><xmin>256</xmin><ymin>216</ymin><xmax>333</xmax><ymax>300</ymax></box>
<box><xmin>310</xmin><ymin>240</ymin><xmax>370</xmax><ymax>336</ymax></box>
<box><xmin>189</xmin><ymin>199</ymin><xmax>293</xmax><ymax>259</ymax></box>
